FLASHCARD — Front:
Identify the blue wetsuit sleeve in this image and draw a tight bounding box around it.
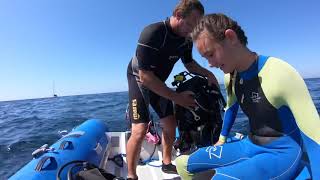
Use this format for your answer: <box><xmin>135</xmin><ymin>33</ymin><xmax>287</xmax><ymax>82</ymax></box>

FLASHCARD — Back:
<box><xmin>221</xmin><ymin>103</ymin><xmax>239</xmax><ymax>137</ymax></box>
<box><xmin>272</xmin><ymin>59</ymin><xmax>320</xmax><ymax>179</ymax></box>
<box><xmin>219</xmin><ymin>73</ymin><xmax>239</xmax><ymax>141</ymax></box>
<box><xmin>300</xmin><ymin>133</ymin><xmax>320</xmax><ymax>179</ymax></box>
<box><xmin>284</xmin><ymin>79</ymin><xmax>320</xmax><ymax>179</ymax></box>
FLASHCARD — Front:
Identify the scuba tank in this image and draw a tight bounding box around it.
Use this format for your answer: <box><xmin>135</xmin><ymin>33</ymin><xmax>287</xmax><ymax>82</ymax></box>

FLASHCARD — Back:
<box><xmin>172</xmin><ymin>71</ymin><xmax>226</xmax><ymax>153</ymax></box>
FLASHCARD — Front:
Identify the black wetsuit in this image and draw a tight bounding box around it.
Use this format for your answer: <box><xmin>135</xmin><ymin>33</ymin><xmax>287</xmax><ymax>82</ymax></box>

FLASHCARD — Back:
<box><xmin>127</xmin><ymin>19</ymin><xmax>194</xmax><ymax>123</ymax></box>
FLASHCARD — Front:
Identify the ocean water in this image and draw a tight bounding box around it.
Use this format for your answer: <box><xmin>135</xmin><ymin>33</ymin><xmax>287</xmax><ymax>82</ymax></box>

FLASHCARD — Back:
<box><xmin>0</xmin><ymin>78</ymin><xmax>319</xmax><ymax>179</ymax></box>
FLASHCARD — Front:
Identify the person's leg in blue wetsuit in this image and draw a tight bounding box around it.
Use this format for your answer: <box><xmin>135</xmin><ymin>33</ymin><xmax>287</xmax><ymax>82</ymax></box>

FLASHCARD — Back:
<box><xmin>176</xmin><ymin>137</ymin><xmax>301</xmax><ymax>180</ymax></box>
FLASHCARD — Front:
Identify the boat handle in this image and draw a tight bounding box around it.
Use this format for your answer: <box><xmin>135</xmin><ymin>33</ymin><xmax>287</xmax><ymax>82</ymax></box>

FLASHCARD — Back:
<box><xmin>59</xmin><ymin>140</ymin><xmax>73</xmax><ymax>150</ymax></box>
<box><xmin>35</xmin><ymin>156</ymin><xmax>57</xmax><ymax>171</ymax></box>
<box><xmin>61</xmin><ymin>131</ymin><xmax>85</xmax><ymax>139</ymax></box>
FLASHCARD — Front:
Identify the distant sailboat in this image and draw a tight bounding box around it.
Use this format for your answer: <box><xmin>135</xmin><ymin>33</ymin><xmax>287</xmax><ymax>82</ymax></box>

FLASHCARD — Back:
<box><xmin>52</xmin><ymin>81</ymin><xmax>58</xmax><ymax>97</ymax></box>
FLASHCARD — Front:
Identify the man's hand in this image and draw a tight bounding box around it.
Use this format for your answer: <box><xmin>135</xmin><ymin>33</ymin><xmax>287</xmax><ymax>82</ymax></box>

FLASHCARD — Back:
<box><xmin>172</xmin><ymin>91</ymin><xmax>196</xmax><ymax>109</ymax></box>
<box><xmin>184</xmin><ymin>61</ymin><xmax>219</xmax><ymax>87</ymax></box>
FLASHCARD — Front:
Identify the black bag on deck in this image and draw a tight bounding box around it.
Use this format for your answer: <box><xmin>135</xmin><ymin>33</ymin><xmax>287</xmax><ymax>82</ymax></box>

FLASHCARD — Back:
<box><xmin>76</xmin><ymin>168</ymin><xmax>117</xmax><ymax>180</ymax></box>
<box><xmin>172</xmin><ymin>72</ymin><xmax>225</xmax><ymax>153</ymax></box>
<box><xmin>56</xmin><ymin>160</ymin><xmax>124</xmax><ymax>180</ymax></box>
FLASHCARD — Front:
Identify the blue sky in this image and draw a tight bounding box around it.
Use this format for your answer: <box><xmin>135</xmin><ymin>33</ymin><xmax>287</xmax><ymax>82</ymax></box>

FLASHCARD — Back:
<box><xmin>0</xmin><ymin>0</ymin><xmax>319</xmax><ymax>101</ymax></box>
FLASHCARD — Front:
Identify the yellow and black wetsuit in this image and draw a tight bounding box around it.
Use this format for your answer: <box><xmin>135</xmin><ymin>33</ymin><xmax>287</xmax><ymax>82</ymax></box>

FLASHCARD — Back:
<box><xmin>176</xmin><ymin>56</ymin><xmax>319</xmax><ymax>180</ymax></box>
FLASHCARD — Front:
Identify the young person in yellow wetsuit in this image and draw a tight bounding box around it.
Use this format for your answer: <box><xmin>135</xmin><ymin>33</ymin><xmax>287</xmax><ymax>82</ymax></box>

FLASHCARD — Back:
<box><xmin>176</xmin><ymin>13</ymin><xmax>320</xmax><ymax>180</ymax></box>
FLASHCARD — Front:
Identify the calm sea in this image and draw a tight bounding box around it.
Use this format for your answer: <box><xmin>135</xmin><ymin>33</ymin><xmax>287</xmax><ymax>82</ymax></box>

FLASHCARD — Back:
<box><xmin>0</xmin><ymin>78</ymin><xmax>319</xmax><ymax>179</ymax></box>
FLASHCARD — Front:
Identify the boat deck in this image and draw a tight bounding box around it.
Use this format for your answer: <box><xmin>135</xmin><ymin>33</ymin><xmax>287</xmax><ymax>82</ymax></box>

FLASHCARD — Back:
<box><xmin>103</xmin><ymin>132</ymin><xmax>181</xmax><ymax>180</ymax></box>
<box><xmin>101</xmin><ymin>132</ymin><xmax>310</xmax><ymax>180</ymax></box>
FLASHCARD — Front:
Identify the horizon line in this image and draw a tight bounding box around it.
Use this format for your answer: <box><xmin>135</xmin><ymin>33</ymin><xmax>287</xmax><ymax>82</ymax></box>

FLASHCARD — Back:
<box><xmin>1</xmin><ymin>77</ymin><xmax>319</xmax><ymax>103</ymax></box>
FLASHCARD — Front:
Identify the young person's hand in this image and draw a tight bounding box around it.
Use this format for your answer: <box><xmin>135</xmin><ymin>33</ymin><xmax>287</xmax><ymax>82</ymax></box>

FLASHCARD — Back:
<box><xmin>214</xmin><ymin>135</ymin><xmax>226</xmax><ymax>146</ymax></box>
<box><xmin>214</xmin><ymin>140</ymin><xmax>225</xmax><ymax>146</ymax></box>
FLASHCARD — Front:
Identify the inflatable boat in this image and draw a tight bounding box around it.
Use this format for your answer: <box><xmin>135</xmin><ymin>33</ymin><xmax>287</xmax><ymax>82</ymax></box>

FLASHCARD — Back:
<box><xmin>10</xmin><ymin>119</ymin><xmax>311</xmax><ymax>180</ymax></box>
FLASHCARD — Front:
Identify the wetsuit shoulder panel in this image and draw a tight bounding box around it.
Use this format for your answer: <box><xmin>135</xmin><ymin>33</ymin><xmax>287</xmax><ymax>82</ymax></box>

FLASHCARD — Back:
<box><xmin>259</xmin><ymin>57</ymin><xmax>320</xmax><ymax>179</ymax></box>
<box><xmin>257</xmin><ymin>57</ymin><xmax>287</xmax><ymax>110</ymax></box>
<box><xmin>135</xmin><ymin>22</ymin><xmax>166</xmax><ymax>71</ymax></box>
<box><xmin>138</xmin><ymin>21</ymin><xmax>166</xmax><ymax>50</ymax></box>
<box><xmin>259</xmin><ymin>57</ymin><xmax>320</xmax><ymax>143</ymax></box>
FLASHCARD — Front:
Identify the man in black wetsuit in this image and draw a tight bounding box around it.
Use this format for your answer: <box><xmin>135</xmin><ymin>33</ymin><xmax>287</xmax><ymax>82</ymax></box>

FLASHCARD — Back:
<box><xmin>126</xmin><ymin>1</ymin><xmax>218</xmax><ymax>179</ymax></box>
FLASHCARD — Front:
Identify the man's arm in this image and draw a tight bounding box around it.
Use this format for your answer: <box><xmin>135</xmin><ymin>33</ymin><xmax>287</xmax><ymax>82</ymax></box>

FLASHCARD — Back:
<box><xmin>139</xmin><ymin>69</ymin><xmax>196</xmax><ymax>108</ymax></box>
<box><xmin>184</xmin><ymin>60</ymin><xmax>218</xmax><ymax>86</ymax></box>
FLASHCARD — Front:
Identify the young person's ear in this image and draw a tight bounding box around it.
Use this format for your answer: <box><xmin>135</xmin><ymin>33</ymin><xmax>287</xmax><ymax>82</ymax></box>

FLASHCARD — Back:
<box><xmin>225</xmin><ymin>29</ymin><xmax>238</xmax><ymax>45</ymax></box>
